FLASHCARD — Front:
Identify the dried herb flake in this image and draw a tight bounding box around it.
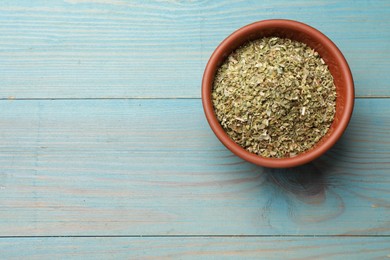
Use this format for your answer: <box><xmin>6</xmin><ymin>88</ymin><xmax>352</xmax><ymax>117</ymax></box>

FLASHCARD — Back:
<box><xmin>212</xmin><ymin>37</ymin><xmax>336</xmax><ymax>158</ymax></box>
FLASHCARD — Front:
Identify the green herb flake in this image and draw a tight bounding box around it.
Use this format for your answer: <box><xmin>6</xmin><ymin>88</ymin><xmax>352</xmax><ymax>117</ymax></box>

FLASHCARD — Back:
<box><xmin>212</xmin><ymin>37</ymin><xmax>337</xmax><ymax>158</ymax></box>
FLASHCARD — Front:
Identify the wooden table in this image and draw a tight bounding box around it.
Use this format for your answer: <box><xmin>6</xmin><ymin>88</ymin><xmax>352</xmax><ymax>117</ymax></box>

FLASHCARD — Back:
<box><xmin>1</xmin><ymin>1</ymin><xmax>389</xmax><ymax>258</ymax></box>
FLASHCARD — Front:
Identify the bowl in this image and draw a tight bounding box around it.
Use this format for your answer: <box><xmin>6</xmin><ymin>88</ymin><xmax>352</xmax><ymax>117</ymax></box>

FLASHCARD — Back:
<box><xmin>202</xmin><ymin>19</ymin><xmax>354</xmax><ymax>168</ymax></box>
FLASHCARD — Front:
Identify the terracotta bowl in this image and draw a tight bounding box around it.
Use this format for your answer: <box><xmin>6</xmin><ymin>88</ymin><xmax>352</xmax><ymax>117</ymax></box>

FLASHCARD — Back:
<box><xmin>202</xmin><ymin>19</ymin><xmax>354</xmax><ymax>168</ymax></box>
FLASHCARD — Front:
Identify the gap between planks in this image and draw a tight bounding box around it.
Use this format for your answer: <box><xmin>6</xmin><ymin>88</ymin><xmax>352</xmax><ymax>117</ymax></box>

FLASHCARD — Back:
<box><xmin>0</xmin><ymin>96</ymin><xmax>389</xmax><ymax>101</ymax></box>
<box><xmin>0</xmin><ymin>235</ymin><xmax>390</xmax><ymax>239</ymax></box>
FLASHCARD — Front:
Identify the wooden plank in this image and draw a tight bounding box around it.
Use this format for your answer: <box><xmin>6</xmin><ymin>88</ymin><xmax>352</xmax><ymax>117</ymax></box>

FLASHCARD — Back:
<box><xmin>1</xmin><ymin>237</ymin><xmax>389</xmax><ymax>259</ymax></box>
<box><xmin>0</xmin><ymin>98</ymin><xmax>389</xmax><ymax>236</ymax></box>
<box><xmin>0</xmin><ymin>0</ymin><xmax>389</xmax><ymax>99</ymax></box>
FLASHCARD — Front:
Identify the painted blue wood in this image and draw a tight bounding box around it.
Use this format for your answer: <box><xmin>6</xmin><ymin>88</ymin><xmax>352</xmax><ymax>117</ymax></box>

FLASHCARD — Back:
<box><xmin>0</xmin><ymin>99</ymin><xmax>389</xmax><ymax>236</ymax></box>
<box><xmin>1</xmin><ymin>237</ymin><xmax>390</xmax><ymax>259</ymax></box>
<box><xmin>0</xmin><ymin>0</ymin><xmax>389</xmax><ymax>98</ymax></box>
<box><xmin>1</xmin><ymin>1</ymin><xmax>389</xmax><ymax>257</ymax></box>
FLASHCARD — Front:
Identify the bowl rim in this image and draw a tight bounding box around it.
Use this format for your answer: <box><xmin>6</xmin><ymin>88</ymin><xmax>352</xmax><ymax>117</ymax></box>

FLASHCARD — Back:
<box><xmin>201</xmin><ymin>19</ymin><xmax>354</xmax><ymax>168</ymax></box>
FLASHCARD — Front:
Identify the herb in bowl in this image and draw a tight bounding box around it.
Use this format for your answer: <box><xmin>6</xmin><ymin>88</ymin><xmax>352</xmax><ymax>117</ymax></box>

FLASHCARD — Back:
<box><xmin>212</xmin><ymin>37</ymin><xmax>336</xmax><ymax>158</ymax></box>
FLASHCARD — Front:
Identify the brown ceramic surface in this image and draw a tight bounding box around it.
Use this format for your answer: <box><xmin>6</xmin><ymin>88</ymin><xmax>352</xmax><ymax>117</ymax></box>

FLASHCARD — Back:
<box><xmin>202</xmin><ymin>19</ymin><xmax>354</xmax><ymax>168</ymax></box>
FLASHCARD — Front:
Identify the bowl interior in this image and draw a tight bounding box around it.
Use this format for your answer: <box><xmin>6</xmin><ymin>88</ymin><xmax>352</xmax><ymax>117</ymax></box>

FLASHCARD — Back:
<box><xmin>202</xmin><ymin>20</ymin><xmax>354</xmax><ymax>168</ymax></box>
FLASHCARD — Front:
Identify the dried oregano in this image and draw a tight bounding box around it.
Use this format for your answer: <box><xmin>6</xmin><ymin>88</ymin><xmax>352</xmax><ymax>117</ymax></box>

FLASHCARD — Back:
<box><xmin>212</xmin><ymin>37</ymin><xmax>336</xmax><ymax>158</ymax></box>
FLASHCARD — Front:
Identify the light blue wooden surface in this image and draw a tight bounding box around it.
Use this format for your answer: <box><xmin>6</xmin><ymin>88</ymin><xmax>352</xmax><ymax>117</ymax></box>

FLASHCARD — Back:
<box><xmin>2</xmin><ymin>237</ymin><xmax>390</xmax><ymax>259</ymax></box>
<box><xmin>0</xmin><ymin>99</ymin><xmax>390</xmax><ymax>237</ymax></box>
<box><xmin>0</xmin><ymin>0</ymin><xmax>390</xmax><ymax>258</ymax></box>
<box><xmin>0</xmin><ymin>0</ymin><xmax>389</xmax><ymax>98</ymax></box>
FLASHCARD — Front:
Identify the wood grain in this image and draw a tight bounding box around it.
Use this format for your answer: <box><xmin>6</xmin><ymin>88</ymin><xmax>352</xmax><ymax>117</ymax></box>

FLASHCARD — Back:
<box><xmin>0</xmin><ymin>98</ymin><xmax>389</xmax><ymax>236</ymax></box>
<box><xmin>0</xmin><ymin>0</ymin><xmax>389</xmax><ymax>99</ymax></box>
<box><xmin>1</xmin><ymin>1</ymin><xmax>390</xmax><ymax>257</ymax></box>
<box><xmin>1</xmin><ymin>237</ymin><xmax>389</xmax><ymax>259</ymax></box>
